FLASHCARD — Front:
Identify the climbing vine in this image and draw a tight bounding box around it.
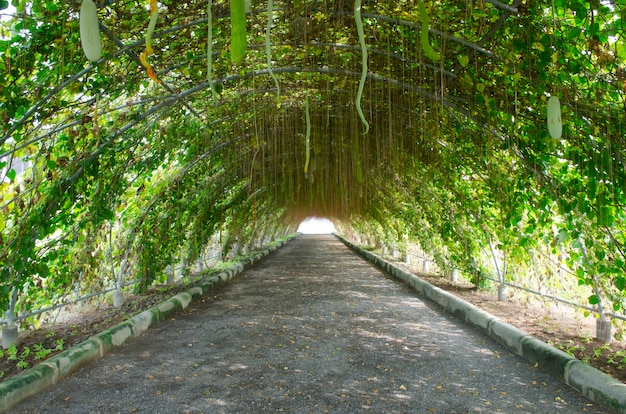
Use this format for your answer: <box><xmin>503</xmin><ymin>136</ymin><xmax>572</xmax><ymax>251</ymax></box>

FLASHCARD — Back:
<box><xmin>0</xmin><ymin>0</ymin><xmax>624</xmax><ymax>329</ymax></box>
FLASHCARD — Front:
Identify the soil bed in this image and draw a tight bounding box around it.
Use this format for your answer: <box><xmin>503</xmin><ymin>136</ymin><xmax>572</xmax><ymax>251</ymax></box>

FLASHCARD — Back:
<box><xmin>407</xmin><ymin>273</ymin><xmax>626</xmax><ymax>384</ymax></box>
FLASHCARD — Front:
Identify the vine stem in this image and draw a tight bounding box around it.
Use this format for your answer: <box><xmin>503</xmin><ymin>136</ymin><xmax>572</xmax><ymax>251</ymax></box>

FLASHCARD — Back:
<box><xmin>354</xmin><ymin>0</ymin><xmax>369</xmax><ymax>134</ymax></box>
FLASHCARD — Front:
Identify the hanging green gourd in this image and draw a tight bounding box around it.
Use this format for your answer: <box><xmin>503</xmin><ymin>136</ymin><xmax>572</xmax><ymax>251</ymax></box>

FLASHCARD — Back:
<box><xmin>304</xmin><ymin>94</ymin><xmax>311</xmax><ymax>177</ymax></box>
<box><xmin>418</xmin><ymin>0</ymin><xmax>440</xmax><ymax>61</ymax></box>
<box><xmin>230</xmin><ymin>0</ymin><xmax>247</xmax><ymax>64</ymax></box>
<box><xmin>266</xmin><ymin>0</ymin><xmax>280</xmax><ymax>97</ymax></box>
<box><xmin>80</xmin><ymin>0</ymin><xmax>102</xmax><ymax>62</ymax></box>
<box><xmin>354</xmin><ymin>0</ymin><xmax>369</xmax><ymax>134</ymax></box>
<box><xmin>547</xmin><ymin>95</ymin><xmax>562</xmax><ymax>139</ymax></box>
<box><xmin>207</xmin><ymin>0</ymin><xmax>216</xmax><ymax>95</ymax></box>
<box><xmin>140</xmin><ymin>0</ymin><xmax>161</xmax><ymax>82</ymax></box>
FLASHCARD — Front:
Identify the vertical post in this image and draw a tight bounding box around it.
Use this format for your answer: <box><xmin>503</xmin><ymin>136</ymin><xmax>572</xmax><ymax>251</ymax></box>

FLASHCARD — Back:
<box><xmin>3</xmin><ymin>286</ymin><xmax>19</xmax><ymax>348</ymax></box>
<box><xmin>497</xmin><ymin>284</ymin><xmax>508</xmax><ymax>302</ymax></box>
<box><xmin>594</xmin><ymin>285</ymin><xmax>612</xmax><ymax>343</ymax></box>
<box><xmin>596</xmin><ymin>318</ymin><xmax>612</xmax><ymax>344</ymax></box>
<box><xmin>113</xmin><ymin>289</ymin><xmax>124</xmax><ymax>308</ymax></box>
<box><xmin>2</xmin><ymin>324</ymin><xmax>18</xmax><ymax>349</ymax></box>
<box><xmin>486</xmin><ymin>236</ymin><xmax>507</xmax><ymax>302</ymax></box>
<box><xmin>114</xmin><ymin>254</ymin><xmax>128</xmax><ymax>308</ymax></box>
<box><xmin>450</xmin><ymin>268</ymin><xmax>459</xmax><ymax>283</ymax></box>
<box><xmin>167</xmin><ymin>253</ymin><xmax>175</xmax><ymax>285</ymax></box>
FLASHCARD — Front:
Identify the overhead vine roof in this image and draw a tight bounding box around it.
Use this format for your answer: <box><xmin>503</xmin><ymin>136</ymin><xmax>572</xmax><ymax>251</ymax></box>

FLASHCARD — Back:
<box><xmin>0</xmin><ymin>0</ymin><xmax>625</xmax><ymax>318</ymax></box>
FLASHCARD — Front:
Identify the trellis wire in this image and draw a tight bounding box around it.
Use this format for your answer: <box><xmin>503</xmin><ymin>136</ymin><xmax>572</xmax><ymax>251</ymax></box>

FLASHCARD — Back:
<box><xmin>405</xmin><ymin>254</ymin><xmax>626</xmax><ymax>323</ymax></box>
<box><xmin>479</xmin><ymin>274</ymin><xmax>626</xmax><ymax>322</ymax></box>
<box><xmin>0</xmin><ymin>247</ymin><xmax>225</xmax><ymax>328</ymax></box>
<box><xmin>0</xmin><ymin>278</ymin><xmax>140</xmax><ymax>327</ymax></box>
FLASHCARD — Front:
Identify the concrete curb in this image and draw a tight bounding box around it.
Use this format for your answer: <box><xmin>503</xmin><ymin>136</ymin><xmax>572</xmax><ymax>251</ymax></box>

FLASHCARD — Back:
<box><xmin>0</xmin><ymin>235</ymin><xmax>297</xmax><ymax>413</ymax></box>
<box><xmin>336</xmin><ymin>235</ymin><xmax>626</xmax><ymax>414</ymax></box>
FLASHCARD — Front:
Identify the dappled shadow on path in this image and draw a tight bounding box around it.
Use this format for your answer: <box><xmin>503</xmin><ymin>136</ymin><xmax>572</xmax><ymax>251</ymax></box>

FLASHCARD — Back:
<box><xmin>12</xmin><ymin>235</ymin><xmax>605</xmax><ymax>413</ymax></box>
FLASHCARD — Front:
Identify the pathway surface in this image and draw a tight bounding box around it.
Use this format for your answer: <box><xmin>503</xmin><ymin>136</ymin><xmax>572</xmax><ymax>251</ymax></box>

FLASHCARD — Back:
<box><xmin>10</xmin><ymin>235</ymin><xmax>605</xmax><ymax>413</ymax></box>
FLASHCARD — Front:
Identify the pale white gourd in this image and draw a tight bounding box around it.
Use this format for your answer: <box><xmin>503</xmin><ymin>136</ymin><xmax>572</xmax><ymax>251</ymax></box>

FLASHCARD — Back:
<box><xmin>80</xmin><ymin>0</ymin><xmax>101</xmax><ymax>62</ymax></box>
<box><xmin>547</xmin><ymin>95</ymin><xmax>562</xmax><ymax>139</ymax></box>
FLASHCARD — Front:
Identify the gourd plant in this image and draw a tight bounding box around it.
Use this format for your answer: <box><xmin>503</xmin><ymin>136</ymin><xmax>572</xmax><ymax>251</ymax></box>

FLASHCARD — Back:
<box><xmin>0</xmin><ymin>0</ymin><xmax>625</xmax><ymax>331</ymax></box>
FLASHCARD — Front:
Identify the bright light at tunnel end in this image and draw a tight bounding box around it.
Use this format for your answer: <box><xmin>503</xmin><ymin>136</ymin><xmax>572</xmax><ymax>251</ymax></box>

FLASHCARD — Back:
<box><xmin>297</xmin><ymin>217</ymin><xmax>337</xmax><ymax>234</ymax></box>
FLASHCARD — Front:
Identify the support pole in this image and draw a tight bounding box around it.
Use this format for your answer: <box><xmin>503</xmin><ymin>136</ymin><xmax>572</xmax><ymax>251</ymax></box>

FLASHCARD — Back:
<box><xmin>3</xmin><ymin>286</ymin><xmax>19</xmax><ymax>348</ymax></box>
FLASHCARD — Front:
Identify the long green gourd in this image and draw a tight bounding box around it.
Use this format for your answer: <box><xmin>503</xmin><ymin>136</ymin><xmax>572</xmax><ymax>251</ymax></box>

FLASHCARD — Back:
<box><xmin>266</xmin><ymin>0</ymin><xmax>280</xmax><ymax>97</ymax></box>
<box><xmin>354</xmin><ymin>0</ymin><xmax>370</xmax><ymax>134</ymax></box>
<box><xmin>145</xmin><ymin>0</ymin><xmax>159</xmax><ymax>55</ymax></box>
<box><xmin>230</xmin><ymin>0</ymin><xmax>247</xmax><ymax>64</ymax></box>
<box><xmin>304</xmin><ymin>94</ymin><xmax>311</xmax><ymax>176</ymax></box>
<box><xmin>207</xmin><ymin>0</ymin><xmax>216</xmax><ymax>96</ymax></box>
<box><xmin>418</xmin><ymin>0</ymin><xmax>440</xmax><ymax>61</ymax></box>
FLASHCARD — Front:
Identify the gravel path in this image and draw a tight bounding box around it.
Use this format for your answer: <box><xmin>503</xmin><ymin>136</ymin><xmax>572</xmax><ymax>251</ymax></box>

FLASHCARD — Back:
<box><xmin>10</xmin><ymin>235</ymin><xmax>605</xmax><ymax>413</ymax></box>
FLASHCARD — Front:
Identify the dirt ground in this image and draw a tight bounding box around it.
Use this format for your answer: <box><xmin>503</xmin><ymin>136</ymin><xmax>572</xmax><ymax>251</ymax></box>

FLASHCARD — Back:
<box><xmin>1</xmin><ymin>246</ymin><xmax>625</xmax><ymax>387</ymax></box>
<box><xmin>415</xmin><ymin>275</ymin><xmax>626</xmax><ymax>384</ymax></box>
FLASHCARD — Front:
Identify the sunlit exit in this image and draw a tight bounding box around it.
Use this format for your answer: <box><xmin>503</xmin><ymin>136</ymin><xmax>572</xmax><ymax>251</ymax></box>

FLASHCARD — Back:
<box><xmin>297</xmin><ymin>217</ymin><xmax>336</xmax><ymax>234</ymax></box>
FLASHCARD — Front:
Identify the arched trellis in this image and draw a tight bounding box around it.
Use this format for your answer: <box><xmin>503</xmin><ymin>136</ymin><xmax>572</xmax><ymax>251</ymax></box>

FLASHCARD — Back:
<box><xmin>0</xmin><ymin>0</ymin><xmax>625</xmax><ymax>338</ymax></box>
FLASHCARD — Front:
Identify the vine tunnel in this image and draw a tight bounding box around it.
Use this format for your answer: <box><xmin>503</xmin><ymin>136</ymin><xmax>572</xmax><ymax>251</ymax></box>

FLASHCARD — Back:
<box><xmin>0</xmin><ymin>0</ymin><xmax>625</xmax><ymax>329</ymax></box>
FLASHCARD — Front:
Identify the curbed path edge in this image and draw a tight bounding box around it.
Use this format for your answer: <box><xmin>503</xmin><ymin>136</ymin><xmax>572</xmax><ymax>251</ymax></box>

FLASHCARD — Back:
<box><xmin>336</xmin><ymin>234</ymin><xmax>626</xmax><ymax>414</ymax></box>
<box><xmin>0</xmin><ymin>235</ymin><xmax>298</xmax><ymax>413</ymax></box>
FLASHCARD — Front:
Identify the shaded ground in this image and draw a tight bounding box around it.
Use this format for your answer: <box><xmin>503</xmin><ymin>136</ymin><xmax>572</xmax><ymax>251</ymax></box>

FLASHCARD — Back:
<box><xmin>406</xmin><ymin>274</ymin><xmax>626</xmax><ymax>385</ymax></box>
<box><xmin>6</xmin><ymin>235</ymin><xmax>607</xmax><ymax>413</ymax></box>
<box><xmin>3</xmin><ymin>240</ymin><xmax>625</xmax><ymax>386</ymax></box>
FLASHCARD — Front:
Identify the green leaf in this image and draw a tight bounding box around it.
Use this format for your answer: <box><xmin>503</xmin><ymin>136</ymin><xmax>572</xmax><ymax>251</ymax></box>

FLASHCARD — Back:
<box><xmin>595</xmin><ymin>249</ymin><xmax>606</xmax><ymax>261</ymax></box>
<box><xmin>532</xmin><ymin>42</ymin><xmax>545</xmax><ymax>52</ymax></box>
<box><xmin>6</xmin><ymin>169</ymin><xmax>16</xmax><ymax>181</ymax></box>
<box><xmin>597</xmin><ymin>206</ymin><xmax>614</xmax><ymax>227</ymax></box>
<box><xmin>588</xmin><ymin>295</ymin><xmax>599</xmax><ymax>305</ymax></box>
<box><xmin>46</xmin><ymin>159</ymin><xmax>57</xmax><ymax>170</ymax></box>
<box><xmin>0</xmin><ymin>1</ymin><xmax>8</xmax><ymax>10</ymax></box>
<box><xmin>615</xmin><ymin>276</ymin><xmax>626</xmax><ymax>291</ymax></box>
<box><xmin>567</xmin><ymin>27</ymin><xmax>582</xmax><ymax>40</ymax></box>
<box><xmin>617</xmin><ymin>39</ymin><xmax>626</xmax><ymax>60</ymax></box>
<box><xmin>458</xmin><ymin>55</ymin><xmax>469</xmax><ymax>67</ymax></box>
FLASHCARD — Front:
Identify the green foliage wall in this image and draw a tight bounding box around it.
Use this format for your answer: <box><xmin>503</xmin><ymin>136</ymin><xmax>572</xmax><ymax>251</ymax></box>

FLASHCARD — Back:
<box><xmin>0</xmin><ymin>0</ymin><xmax>625</xmax><ymax>323</ymax></box>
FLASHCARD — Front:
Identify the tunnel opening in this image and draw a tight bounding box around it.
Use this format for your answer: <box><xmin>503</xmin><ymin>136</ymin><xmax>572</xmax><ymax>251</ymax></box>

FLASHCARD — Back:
<box><xmin>297</xmin><ymin>217</ymin><xmax>337</xmax><ymax>234</ymax></box>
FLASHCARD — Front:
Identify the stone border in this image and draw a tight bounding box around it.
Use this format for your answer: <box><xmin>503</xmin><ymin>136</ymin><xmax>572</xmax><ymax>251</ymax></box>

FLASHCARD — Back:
<box><xmin>336</xmin><ymin>234</ymin><xmax>626</xmax><ymax>414</ymax></box>
<box><xmin>0</xmin><ymin>235</ymin><xmax>297</xmax><ymax>413</ymax></box>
